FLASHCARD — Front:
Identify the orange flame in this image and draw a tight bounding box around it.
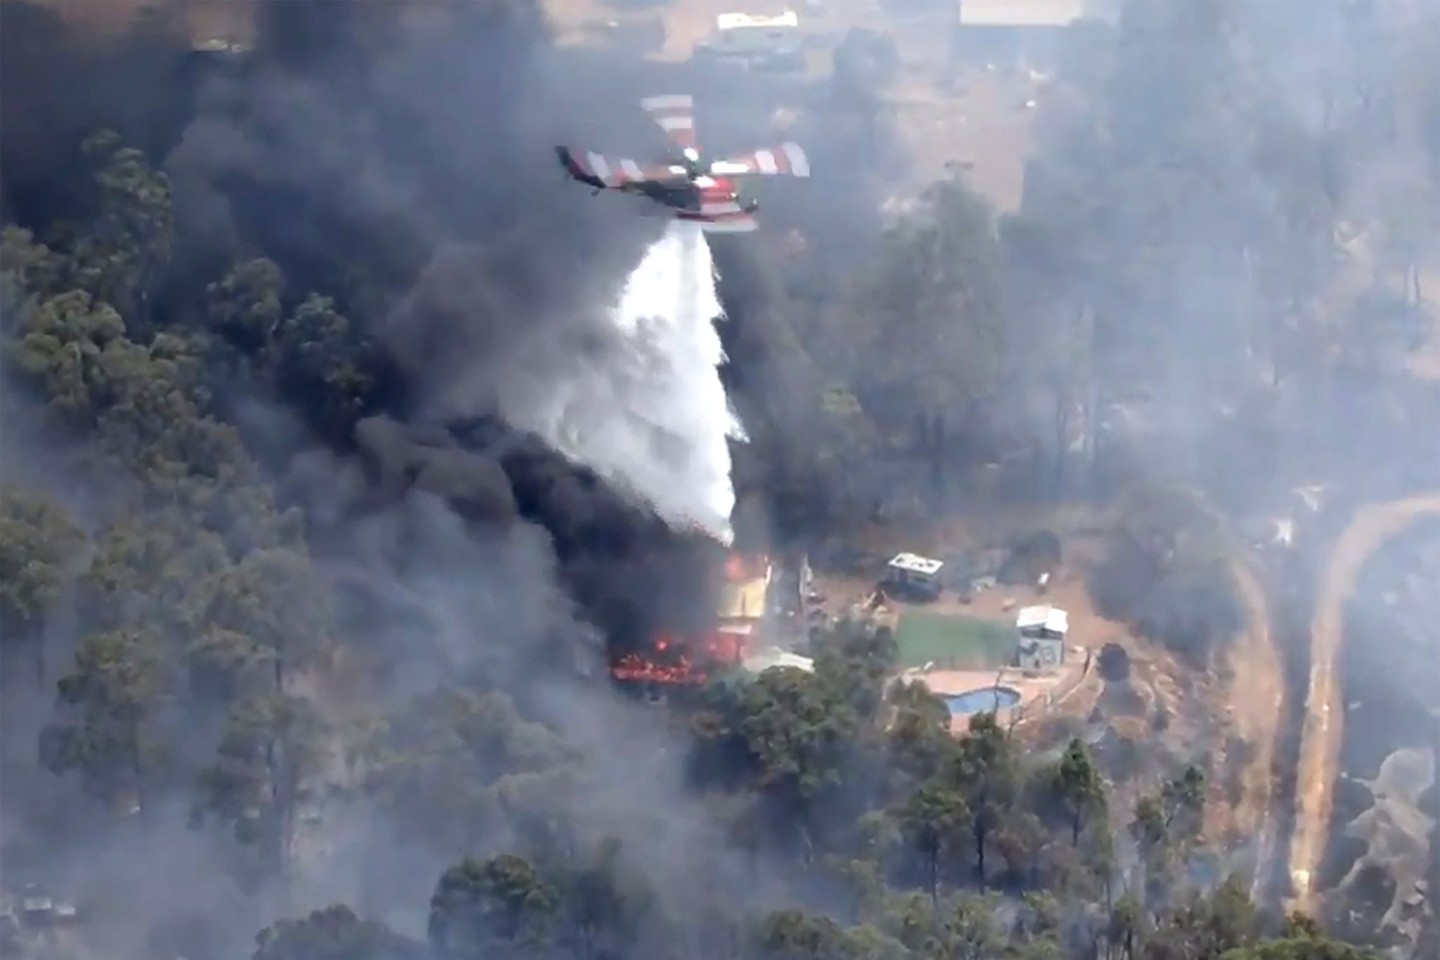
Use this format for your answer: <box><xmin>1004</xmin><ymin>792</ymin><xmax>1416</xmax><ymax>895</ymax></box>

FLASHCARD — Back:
<box><xmin>611</xmin><ymin>629</ymin><xmax>748</xmax><ymax>687</ymax></box>
<box><xmin>610</xmin><ymin>654</ymin><xmax>709</xmax><ymax>685</ymax></box>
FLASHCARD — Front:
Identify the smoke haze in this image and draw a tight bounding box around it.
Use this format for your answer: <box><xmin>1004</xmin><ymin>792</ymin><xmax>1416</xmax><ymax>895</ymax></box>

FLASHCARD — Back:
<box><xmin>11</xmin><ymin>0</ymin><xmax>1438</xmax><ymax>956</ymax></box>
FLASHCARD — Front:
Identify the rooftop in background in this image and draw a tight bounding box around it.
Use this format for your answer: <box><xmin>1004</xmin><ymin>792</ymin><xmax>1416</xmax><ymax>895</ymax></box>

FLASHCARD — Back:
<box><xmin>716</xmin><ymin>10</ymin><xmax>799</xmax><ymax>30</ymax></box>
<box><xmin>957</xmin><ymin>0</ymin><xmax>1089</xmax><ymax>28</ymax></box>
<box><xmin>888</xmin><ymin>552</ymin><xmax>945</xmax><ymax>578</ymax></box>
<box><xmin>36</xmin><ymin>0</ymin><xmax>258</xmax><ymax>43</ymax></box>
<box><xmin>1016</xmin><ymin>604</ymin><xmax>1069</xmax><ymax>634</ymax></box>
<box><xmin>743</xmin><ymin>647</ymin><xmax>815</xmax><ymax>674</ymax></box>
<box><xmin>192</xmin><ymin>37</ymin><xmax>251</xmax><ymax>54</ymax></box>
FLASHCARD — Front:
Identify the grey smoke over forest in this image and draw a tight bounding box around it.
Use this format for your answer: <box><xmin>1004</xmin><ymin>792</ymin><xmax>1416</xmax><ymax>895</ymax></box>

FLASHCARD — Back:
<box><xmin>0</xmin><ymin>0</ymin><xmax>894</xmax><ymax>953</ymax></box>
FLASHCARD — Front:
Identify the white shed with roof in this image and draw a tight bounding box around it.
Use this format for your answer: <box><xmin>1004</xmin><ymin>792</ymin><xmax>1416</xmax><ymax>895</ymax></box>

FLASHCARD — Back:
<box><xmin>885</xmin><ymin>552</ymin><xmax>945</xmax><ymax>599</ymax></box>
<box><xmin>957</xmin><ymin>0</ymin><xmax>1087</xmax><ymax>28</ymax></box>
<box><xmin>1016</xmin><ymin>604</ymin><xmax>1068</xmax><ymax>671</ymax></box>
<box><xmin>703</xmin><ymin>10</ymin><xmax>802</xmax><ymax>60</ymax></box>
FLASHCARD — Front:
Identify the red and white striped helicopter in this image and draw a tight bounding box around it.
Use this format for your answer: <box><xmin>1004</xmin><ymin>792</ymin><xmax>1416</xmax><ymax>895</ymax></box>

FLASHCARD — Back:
<box><xmin>555</xmin><ymin>94</ymin><xmax>809</xmax><ymax>234</ymax></box>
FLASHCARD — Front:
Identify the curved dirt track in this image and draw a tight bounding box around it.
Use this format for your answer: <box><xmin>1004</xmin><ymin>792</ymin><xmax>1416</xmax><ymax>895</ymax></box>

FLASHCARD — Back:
<box><xmin>1288</xmin><ymin>493</ymin><xmax>1440</xmax><ymax>913</ymax></box>
<box><xmin>1225</xmin><ymin>560</ymin><xmax>1285</xmax><ymax>902</ymax></box>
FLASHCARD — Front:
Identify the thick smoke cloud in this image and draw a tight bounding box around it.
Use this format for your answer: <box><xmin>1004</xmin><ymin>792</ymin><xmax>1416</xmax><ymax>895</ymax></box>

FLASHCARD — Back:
<box><xmin>0</xmin><ymin>0</ymin><xmax>912</xmax><ymax>951</ymax></box>
<box><xmin>1</xmin><ymin>0</ymin><xmax>728</xmax><ymax>647</ymax></box>
<box><xmin>0</xmin><ymin>0</ymin><xmax>804</xmax><ymax>949</ymax></box>
<box><xmin>166</xmin><ymin>1</ymin><xmax>657</xmax><ymax>389</ymax></box>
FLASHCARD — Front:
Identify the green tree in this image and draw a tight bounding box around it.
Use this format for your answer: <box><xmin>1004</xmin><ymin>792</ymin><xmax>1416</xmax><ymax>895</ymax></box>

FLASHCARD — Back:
<box><xmin>1278</xmin><ymin>912</ymin><xmax>1323</xmax><ymax>940</ymax></box>
<box><xmin>884</xmin><ymin>891</ymin><xmax>1002</xmax><ymax>960</ymax></box>
<box><xmin>1103</xmin><ymin>890</ymin><xmax>1150</xmax><ymax>960</ymax></box>
<box><xmin>0</xmin><ymin>487</ymin><xmax>84</xmax><ymax>689</ymax></box>
<box><xmin>953</xmin><ymin>713</ymin><xmax>1017</xmax><ymax>889</ymax></box>
<box><xmin>181</xmin><ymin>545</ymin><xmax>333</xmax><ymax>697</ymax></box>
<box><xmin>205</xmin><ymin>258</ymin><xmax>286</xmax><ymax>355</ymax></box>
<box><xmin>6</xmin><ymin>285</ymin><xmax>241</xmax><ymax>495</ymax></box>
<box><xmin>555</xmin><ymin>837</ymin><xmax>652</xmax><ymax>960</ymax></box>
<box><xmin>9</xmin><ymin>289</ymin><xmax>129</xmax><ymax>425</ymax></box>
<box><xmin>854</xmin><ymin>177</ymin><xmax>1008</xmax><ymax>501</ymax></box>
<box><xmin>1132</xmin><ymin>792</ymin><xmax>1168</xmax><ymax>849</ymax></box>
<box><xmin>89</xmin><ymin>334</ymin><xmax>241</xmax><ymax>487</ymax></box>
<box><xmin>840</xmin><ymin>922</ymin><xmax>911</xmax><ymax>960</ymax></box>
<box><xmin>936</xmin><ymin>893</ymin><xmax>1004</xmax><ymax>960</ymax></box>
<box><xmin>195</xmin><ymin>693</ymin><xmax>327</xmax><ymax>880</ymax></box>
<box><xmin>1216</xmin><ymin>937</ymin><xmax>1384</xmax><ymax>960</ymax></box>
<box><xmin>1047</xmin><ymin>738</ymin><xmax>1106</xmax><ymax>847</ymax></box>
<box><xmin>64</xmin><ymin>129</ymin><xmax>172</xmax><ymax>324</ymax></box>
<box><xmin>885</xmin><ymin>680</ymin><xmax>956</xmax><ymax>789</ymax></box>
<box><xmin>84</xmin><ymin>507</ymin><xmax>228</xmax><ymax>635</ymax></box>
<box><xmin>271</xmin><ymin>293</ymin><xmax>376</xmax><ymax>437</ymax></box>
<box><xmin>253</xmin><ymin>904</ymin><xmax>425</xmax><ymax>960</ymax></box>
<box><xmin>39</xmin><ymin>628</ymin><xmax>166</xmax><ymax>818</ymax></box>
<box><xmin>0</xmin><ymin>226</ymin><xmax>60</xmax><ymax>325</ymax></box>
<box><xmin>362</xmin><ymin>682</ymin><xmax>573</xmax><ymax>854</ymax></box>
<box><xmin>739</xmin><ymin>665</ymin><xmax>862</xmax><ymax>855</ymax></box>
<box><xmin>1159</xmin><ymin>765</ymin><xmax>1207</xmax><ymax>842</ymax></box>
<box><xmin>429</xmin><ymin>854</ymin><xmax>559</xmax><ymax>959</ymax></box>
<box><xmin>1088</xmin><ymin>487</ymin><xmax>1246</xmax><ymax>666</ymax></box>
<box><xmin>894</xmin><ymin>781</ymin><xmax>970</xmax><ymax>905</ymax></box>
<box><xmin>1146</xmin><ymin>875</ymin><xmax>1258</xmax><ymax>960</ymax></box>
<box><xmin>813</xmin><ymin>619</ymin><xmax>899</xmax><ymax>724</ymax></box>
<box><xmin>756</xmin><ymin>908</ymin><xmax>852</xmax><ymax>960</ymax></box>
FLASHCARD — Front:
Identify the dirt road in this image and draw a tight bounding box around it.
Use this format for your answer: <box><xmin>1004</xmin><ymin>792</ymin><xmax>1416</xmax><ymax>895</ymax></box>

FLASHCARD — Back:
<box><xmin>1288</xmin><ymin>493</ymin><xmax>1440</xmax><ymax>913</ymax></box>
<box><xmin>1221</xmin><ymin>560</ymin><xmax>1286</xmax><ymax>900</ymax></box>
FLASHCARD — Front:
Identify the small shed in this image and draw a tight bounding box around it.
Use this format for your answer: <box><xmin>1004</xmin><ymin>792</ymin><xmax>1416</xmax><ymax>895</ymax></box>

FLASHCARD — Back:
<box><xmin>953</xmin><ymin>0</ymin><xmax>1097</xmax><ymax>67</ymax></box>
<box><xmin>699</xmin><ymin>10</ymin><xmax>804</xmax><ymax>66</ymax></box>
<box><xmin>886</xmin><ymin>552</ymin><xmax>945</xmax><ymax>599</ymax></box>
<box><xmin>1015</xmin><ymin>604</ymin><xmax>1068</xmax><ymax>671</ymax></box>
<box><xmin>744</xmin><ymin>646</ymin><xmax>816</xmax><ymax>674</ymax></box>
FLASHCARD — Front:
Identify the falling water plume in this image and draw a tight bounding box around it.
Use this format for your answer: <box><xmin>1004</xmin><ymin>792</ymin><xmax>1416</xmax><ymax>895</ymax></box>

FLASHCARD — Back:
<box><xmin>497</xmin><ymin>221</ymin><xmax>745</xmax><ymax>544</ymax></box>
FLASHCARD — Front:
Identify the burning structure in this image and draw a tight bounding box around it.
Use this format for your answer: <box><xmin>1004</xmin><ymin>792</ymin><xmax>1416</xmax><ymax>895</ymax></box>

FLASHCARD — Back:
<box><xmin>610</xmin><ymin>552</ymin><xmax>773</xmax><ymax>687</ymax></box>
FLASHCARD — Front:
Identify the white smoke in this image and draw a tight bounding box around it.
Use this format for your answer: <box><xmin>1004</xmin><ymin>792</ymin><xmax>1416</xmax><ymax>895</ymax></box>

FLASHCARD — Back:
<box><xmin>494</xmin><ymin>221</ymin><xmax>745</xmax><ymax>543</ymax></box>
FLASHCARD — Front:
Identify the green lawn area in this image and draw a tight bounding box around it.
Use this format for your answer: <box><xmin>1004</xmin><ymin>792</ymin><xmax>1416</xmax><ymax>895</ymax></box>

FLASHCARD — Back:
<box><xmin>895</xmin><ymin>611</ymin><xmax>1015</xmax><ymax>670</ymax></box>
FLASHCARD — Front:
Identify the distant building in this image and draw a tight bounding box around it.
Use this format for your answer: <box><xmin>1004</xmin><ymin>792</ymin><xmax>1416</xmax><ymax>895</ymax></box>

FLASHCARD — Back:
<box><xmin>742</xmin><ymin>646</ymin><xmax>816</xmax><ymax>674</ymax></box>
<box><xmin>191</xmin><ymin>36</ymin><xmax>250</xmax><ymax>55</ymax></box>
<box><xmin>885</xmin><ymin>552</ymin><xmax>945</xmax><ymax>601</ymax></box>
<box><xmin>953</xmin><ymin>0</ymin><xmax>1101</xmax><ymax>66</ymax></box>
<box><xmin>1015</xmin><ymin>604</ymin><xmax>1068</xmax><ymax>671</ymax></box>
<box><xmin>697</xmin><ymin>10</ymin><xmax>804</xmax><ymax>69</ymax></box>
<box><xmin>0</xmin><ymin>884</ymin><xmax>81</xmax><ymax>958</ymax></box>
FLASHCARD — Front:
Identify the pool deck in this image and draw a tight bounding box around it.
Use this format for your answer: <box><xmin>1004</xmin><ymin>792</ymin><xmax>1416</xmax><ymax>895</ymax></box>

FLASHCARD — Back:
<box><xmin>902</xmin><ymin>653</ymin><xmax>1090</xmax><ymax>735</ymax></box>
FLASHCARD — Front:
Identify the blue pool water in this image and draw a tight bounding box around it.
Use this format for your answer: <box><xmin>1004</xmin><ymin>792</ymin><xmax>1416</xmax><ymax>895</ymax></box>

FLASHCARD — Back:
<box><xmin>945</xmin><ymin>686</ymin><xmax>1021</xmax><ymax>716</ymax></box>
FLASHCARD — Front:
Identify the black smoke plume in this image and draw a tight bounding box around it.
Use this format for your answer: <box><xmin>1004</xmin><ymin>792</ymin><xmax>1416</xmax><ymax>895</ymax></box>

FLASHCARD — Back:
<box><xmin>0</xmin><ymin>1</ymin><xmax>904</xmax><ymax>950</ymax></box>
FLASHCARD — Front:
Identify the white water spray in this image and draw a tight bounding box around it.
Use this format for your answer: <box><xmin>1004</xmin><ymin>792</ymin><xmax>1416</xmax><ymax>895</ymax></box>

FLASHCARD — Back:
<box><xmin>496</xmin><ymin>221</ymin><xmax>745</xmax><ymax>544</ymax></box>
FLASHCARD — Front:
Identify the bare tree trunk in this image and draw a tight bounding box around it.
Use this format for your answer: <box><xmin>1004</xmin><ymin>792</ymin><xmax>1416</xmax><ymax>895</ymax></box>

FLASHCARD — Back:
<box><xmin>1053</xmin><ymin>389</ymin><xmax>1070</xmax><ymax>500</ymax></box>
<box><xmin>974</xmin><ymin>820</ymin><xmax>988</xmax><ymax>890</ymax></box>
<box><xmin>31</xmin><ymin>632</ymin><xmax>45</xmax><ymax>692</ymax></box>
<box><xmin>129</xmin><ymin>716</ymin><xmax>148</xmax><ymax>832</ymax></box>
<box><xmin>927</xmin><ymin>839</ymin><xmax>939</xmax><ymax>907</ymax></box>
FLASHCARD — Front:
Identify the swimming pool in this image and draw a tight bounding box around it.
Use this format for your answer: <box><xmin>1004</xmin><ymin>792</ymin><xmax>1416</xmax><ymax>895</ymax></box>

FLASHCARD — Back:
<box><xmin>944</xmin><ymin>686</ymin><xmax>1021</xmax><ymax>716</ymax></box>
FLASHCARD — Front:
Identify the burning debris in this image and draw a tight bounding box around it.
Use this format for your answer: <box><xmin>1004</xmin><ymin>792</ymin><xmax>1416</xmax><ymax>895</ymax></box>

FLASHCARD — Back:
<box><xmin>609</xmin><ymin>552</ymin><xmax>774</xmax><ymax>686</ymax></box>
